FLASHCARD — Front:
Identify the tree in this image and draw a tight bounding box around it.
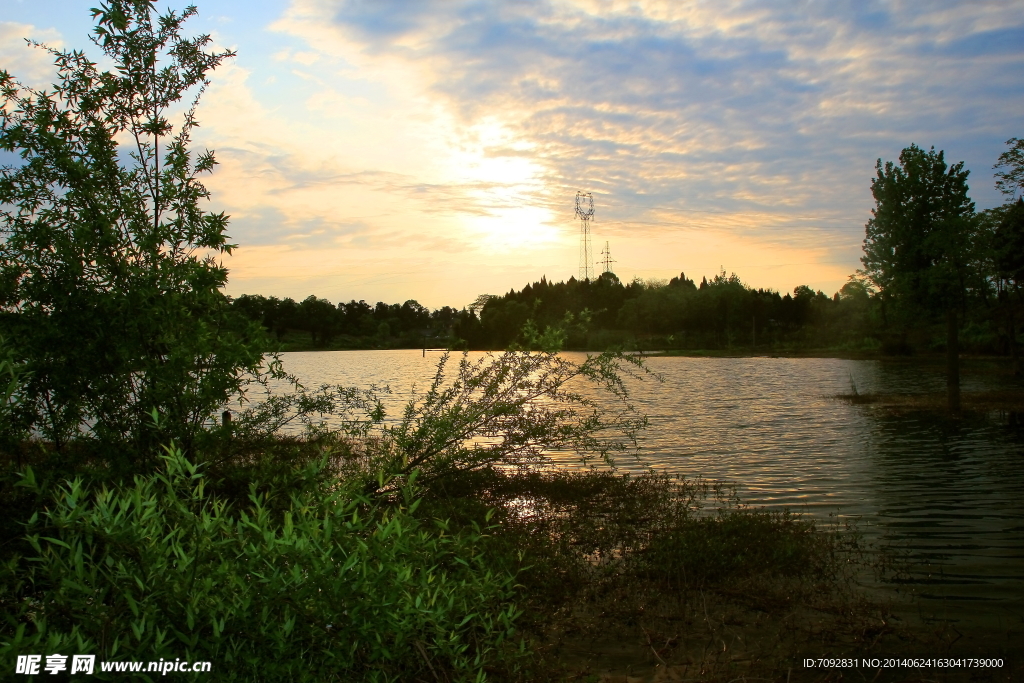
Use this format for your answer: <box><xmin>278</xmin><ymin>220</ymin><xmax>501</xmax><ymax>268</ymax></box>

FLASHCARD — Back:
<box><xmin>861</xmin><ymin>144</ymin><xmax>977</xmax><ymax>411</ymax></box>
<box><xmin>994</xmin><ymin>137</ymin><xmax>1024</xmax><ymax>198</ymax></box>
<box><xmin>994</xmin><ymin>200</ymin><xmax>1024</xmax><ymax>285</ymax></box>
<box><xmin>297</xmin><ymin>295</ymin><xmax>338</xmax><ymax>347</ymax></box>
<box><xmin>0</xmin><ymin>1</ymin><xmax>270</xmax><ymax>462</ymax></box>
<box><xmin>991</xmin><ymin>197</ymin><xmax>1024</xmax><ymax>373</ymax></box>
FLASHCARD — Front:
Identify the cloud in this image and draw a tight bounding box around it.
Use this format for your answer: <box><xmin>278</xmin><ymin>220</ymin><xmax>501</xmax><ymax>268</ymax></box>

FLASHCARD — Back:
<box><xmin>0</xmin><ymin>22</ymin><xmax>64</xmax><ymax>89</ymax></box>
<box><xmin>4</xmin><ymin>1</ymin><xmax>1022</xmax><ymax>307</ymax></box>
<box><xmin>213</xmin><ymin>0</ymin><xmax>1018</xmax><ymax>301</ymax></box>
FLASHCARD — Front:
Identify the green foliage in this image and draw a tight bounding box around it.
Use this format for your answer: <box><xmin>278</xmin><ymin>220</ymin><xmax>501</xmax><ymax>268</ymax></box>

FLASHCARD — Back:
<box><xmin>985</xmin><ymin>198</ymin><xmax>1024</xmax><ymax>363</ymax></box>
<box><xmin>0</xmin><ymin>336</ymin><xmax>28</xmax><ymax>448</ymax></box>
<box><xmin>1</xmin><ymin>447</ymin><xmax>522</xmax><ymax>682</ymax></box>
<box><xmin>515</xmin><ymin>310</ymin><xmax>591</xmax><ymax>353</ymax></box>
<box><xmin>0</xmin><ymin>0</ymin><xmax>270</xmax><ymax>459</ymax></box>
<box><xmin>636</xmin><ymin>507</ymin><xmax>839</xmax><ymax>589</ymax></box>
<box><xmin>994</xmin><ymin>137</ymin><xmax>1024</xmax><ymax>198</ymax></box>
<box><xmin>994</xmin><ymin>199</ymin><xmax>1024</xmax><ymax>285</ymax></box>
<box><xmin>358</xmin><ymin>350</ymin><xmax>650</xmax><ymax>488</ymax></box>
<box><xmin>231</xmin><ymin>294</ymin><xmax>477</xmax><ymax>351</ymax></box>
<box><xmin>861</xmin><ymin>144</ymin><xmax>978</xmax><ymax>314</ymax></box>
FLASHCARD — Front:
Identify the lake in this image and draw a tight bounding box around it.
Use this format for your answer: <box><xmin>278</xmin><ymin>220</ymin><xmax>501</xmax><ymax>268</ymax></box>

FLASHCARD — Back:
<box><xmin>271</xmin><ymin>349</ymin><xmax>1024</xmax><ymax>631</ymax></box>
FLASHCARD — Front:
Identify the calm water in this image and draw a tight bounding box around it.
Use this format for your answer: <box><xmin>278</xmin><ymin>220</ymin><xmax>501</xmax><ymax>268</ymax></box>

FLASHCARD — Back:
<box><xmin>274</xmin><ymin>350</ymin><xmax>1024</xmax><ymax>628</ymax></box>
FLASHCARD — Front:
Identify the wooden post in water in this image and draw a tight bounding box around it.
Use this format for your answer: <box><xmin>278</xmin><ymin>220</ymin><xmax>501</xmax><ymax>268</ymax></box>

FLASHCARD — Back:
<box><xmin>1009</xmin><ymin>296</ymin><xmax>1020</xmax><ymax>375</ymax></box>
<box><xmin>947</xmin><ymin>308</ymin><xmax>961</xmax><ymax>414</ymax></box>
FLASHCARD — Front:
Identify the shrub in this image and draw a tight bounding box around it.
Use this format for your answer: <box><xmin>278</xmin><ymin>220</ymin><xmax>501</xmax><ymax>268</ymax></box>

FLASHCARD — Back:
<box><xmin>1</xmin><ymin>448</ymin><xmax>522</xmax><ymax>682</ymax></box>
<box><xmin>356</xmin><ymin>350</ymin><xmax>651</xmax><ymax>491</ymax></box>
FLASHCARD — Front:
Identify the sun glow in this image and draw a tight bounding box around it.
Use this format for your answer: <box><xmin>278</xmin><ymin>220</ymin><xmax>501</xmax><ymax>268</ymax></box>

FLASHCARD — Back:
<box><xmin>465</xmin><ymin>206</ymin><xmax>560</xmax><ymax>252</ymax></box>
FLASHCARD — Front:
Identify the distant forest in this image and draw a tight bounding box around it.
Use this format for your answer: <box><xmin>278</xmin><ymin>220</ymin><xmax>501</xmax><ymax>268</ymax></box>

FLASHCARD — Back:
<box><xmin>229</xmin><ymin>263</ymin><xmax>1014</xmax><ymax>356</ymax></box>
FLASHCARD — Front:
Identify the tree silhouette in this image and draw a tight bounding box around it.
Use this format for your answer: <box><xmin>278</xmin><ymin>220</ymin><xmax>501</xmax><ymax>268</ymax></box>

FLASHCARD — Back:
<box><xmin>861</xmin><ymin>144</ymin><xmax>976</xmax><ymax>411</ymax></box>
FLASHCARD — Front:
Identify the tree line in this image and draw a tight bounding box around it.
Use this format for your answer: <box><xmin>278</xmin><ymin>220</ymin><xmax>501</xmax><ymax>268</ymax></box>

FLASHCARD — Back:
<box><xmin>229</xmin><ymin>274</ymin><xmax>868</xmax><ymax>352</ymax></box>
<box><xmin>467</xmin><ymin>271</ymin><xmax>875</xmax><ymax>352</ymax></box>
<box><xmin>229</xmin><ymin>294</ymin><xmax>483</xmax><ymax>349</ymax></box>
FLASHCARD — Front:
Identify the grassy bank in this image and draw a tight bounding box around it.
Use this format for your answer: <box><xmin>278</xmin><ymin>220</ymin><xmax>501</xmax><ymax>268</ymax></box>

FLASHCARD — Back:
<box><xmin>414</xmin><ymin>466</ymin><xmax>1024</xmax><ymax>682</ymax></box>
<box><xmin>5</xmin><ymin>438</ymin><xmax>1018</xmax><ymax>682</ymax></box>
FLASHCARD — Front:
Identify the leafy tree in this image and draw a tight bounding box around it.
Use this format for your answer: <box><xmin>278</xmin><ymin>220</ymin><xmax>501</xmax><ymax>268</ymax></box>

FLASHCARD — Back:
<box><xmin>0</xmin><ymin>1</ymin><xmax>270</xmax><ymax>461</ymax></box>
<box><xmin>994</xmin><ymin>137</ymin><xmax>1024</xmax><ymax>198</ymax></box>
<box><xmin>861</xmin><ymin>144</ymin><xmax>977</xmax><ymax>410</ymax></box>
<box><xmin>987</xmin><ymin>198</ymin><xmax>1024</xmax><ymax>372</ymax></box>
<box><xmin>995</xmin><ymin>200</ymin><xmax>1024</xmax><ymax>286</ymax></box>
<box><xmin>297</xmin><ymin>295</ymin><xmax>338</xmax><ymax>347</ymax></box>
<box><xmin>360</xmin><ymin>349</ymin><xmax>649</xmax><ymax>488</ymax></box>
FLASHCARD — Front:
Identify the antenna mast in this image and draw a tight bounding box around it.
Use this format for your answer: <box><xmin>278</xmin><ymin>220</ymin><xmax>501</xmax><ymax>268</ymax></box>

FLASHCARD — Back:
<box><xmin>575</xmin><ymin>191</ymin><xmax>594</xmax><ymax>280</ymax></box>
<box><xmin>599</xmin><ymin>241</ymin><xmax>615</xmax><ymax>274</ymax></box>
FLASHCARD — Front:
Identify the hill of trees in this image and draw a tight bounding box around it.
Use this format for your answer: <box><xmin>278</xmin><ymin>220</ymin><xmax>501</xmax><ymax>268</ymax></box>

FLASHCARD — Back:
<box><xmin>472</xmin><ymin>271</ymin><xmax>879</xmax><ymax>352</ymax></box>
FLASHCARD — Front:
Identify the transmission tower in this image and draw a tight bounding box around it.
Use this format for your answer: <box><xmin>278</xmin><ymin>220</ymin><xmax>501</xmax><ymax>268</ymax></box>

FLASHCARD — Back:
<box><xmin>575</xmin><ymin>191</ymin><xmax>594</xmax><ymax>280</ymax></box>
<box><xmin>599</xmin><ymin>241</ymin><xmax>615</xmax><ymax>274</ymax></box>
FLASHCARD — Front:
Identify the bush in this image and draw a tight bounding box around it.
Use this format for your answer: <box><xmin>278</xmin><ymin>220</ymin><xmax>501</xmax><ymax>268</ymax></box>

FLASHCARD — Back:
<box><xmin>357</xmin><ymin>350</ymin><xmax>650</xmax><ymax>490</ymax></box>
<box><xmin>1</xmin><ymin>448</ymin><xmax>522</xmax><ymax>682</ymax></box>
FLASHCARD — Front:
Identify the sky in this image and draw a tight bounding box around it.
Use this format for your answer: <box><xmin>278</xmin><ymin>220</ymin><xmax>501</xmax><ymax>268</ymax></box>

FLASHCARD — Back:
<box><xmin>3</xmin><ymin>0</ymin><xmax>1023</xmax><ymax>309</ymax></box>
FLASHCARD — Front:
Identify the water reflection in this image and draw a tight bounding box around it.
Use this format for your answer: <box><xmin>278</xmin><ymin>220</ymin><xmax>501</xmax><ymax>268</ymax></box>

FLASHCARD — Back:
<box><xmin>865</xmin><ymin>410</ymin><xmax>1024</xmax><ymax>624</ymax></box>
<box><xmin>274</xmin><ymin>350</ymin><xmax>1024</xmax><ymax>621</ymax></box>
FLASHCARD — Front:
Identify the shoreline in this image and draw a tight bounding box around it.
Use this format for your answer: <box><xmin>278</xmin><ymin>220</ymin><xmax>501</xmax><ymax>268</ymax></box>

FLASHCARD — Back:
<box><xmin>267</xmin><ymin>344</ymin><xmax>1020</xmax><ymax>365</ymax></box>
<box><xmin>833</xmin><ymin>388</ymin><xmax>1024</xmax><ymax>412</ymax></box>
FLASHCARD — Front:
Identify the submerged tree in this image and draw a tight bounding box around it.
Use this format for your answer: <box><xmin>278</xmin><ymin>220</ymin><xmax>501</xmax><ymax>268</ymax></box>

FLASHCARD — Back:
<box><xmin>861</xmin><ymin>144</ymin><xmax>977</xmax><ymax>412</ymax></box>
<box><xmin>0</xmin><ymin>1</ymin><xmax>269</xmax><ymax>462</ymax></box>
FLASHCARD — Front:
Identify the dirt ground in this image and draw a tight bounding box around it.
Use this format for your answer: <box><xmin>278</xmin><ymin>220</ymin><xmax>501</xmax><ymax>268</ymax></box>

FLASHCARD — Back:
<box><xmin>533</xmin><ymin>582</ymin><xmax>1023</xmax><ymax>682</ymax></box>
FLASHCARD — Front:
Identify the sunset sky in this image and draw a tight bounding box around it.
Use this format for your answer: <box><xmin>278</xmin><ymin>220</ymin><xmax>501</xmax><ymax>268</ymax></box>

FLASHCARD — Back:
<box><xmin>3</xmin><ymin>1</ymin><xmax>1023</xmax><ymax>309</ymax></box>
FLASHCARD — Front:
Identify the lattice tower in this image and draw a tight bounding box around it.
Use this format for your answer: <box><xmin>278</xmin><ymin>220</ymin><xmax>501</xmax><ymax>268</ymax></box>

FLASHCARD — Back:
<box><xmin>599</xmin><ymin>241</ymin><xmax>615</xmax><ymax>274</ymax></box>
<box><xmin>575</xmin><ymin>191</ymin><xmax>594</xmax><ymax>280</ymax></box>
